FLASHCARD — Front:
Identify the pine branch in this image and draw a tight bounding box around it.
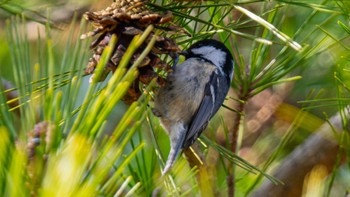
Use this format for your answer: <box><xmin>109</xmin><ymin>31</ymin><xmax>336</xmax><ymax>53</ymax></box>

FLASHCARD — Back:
<box><xmin>251</xmin><ymin>110</ymin><xmax>348</xmax><ymax>197</ymax></box>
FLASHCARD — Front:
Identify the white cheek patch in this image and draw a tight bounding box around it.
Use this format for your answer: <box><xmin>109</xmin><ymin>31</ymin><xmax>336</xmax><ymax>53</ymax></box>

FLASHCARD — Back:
<box><xmin>191</xmin><ymin>46</ymin><xmax>226</xmax><ymax>69</ymax></box>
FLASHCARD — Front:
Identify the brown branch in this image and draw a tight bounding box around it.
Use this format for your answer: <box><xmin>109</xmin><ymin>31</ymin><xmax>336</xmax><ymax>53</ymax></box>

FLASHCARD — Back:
<box><xmin>251</xmin><ymin>111</ymin><xmax>348</xmax><ymax>197</ymax></box>
<box><xmin>183</xmin><ymin>147</ymin><xmax>215</xmax><ymax>197</ymax></box>
<box><xmin>227</xmin><ymin>87</ymin><xmax>247</xmax><ymax>197</ymax></box>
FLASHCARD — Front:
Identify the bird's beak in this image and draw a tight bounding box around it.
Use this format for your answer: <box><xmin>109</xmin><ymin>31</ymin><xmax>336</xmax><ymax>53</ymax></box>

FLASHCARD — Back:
<box><xmin>179</xmin><ymin>50</ymin><xmax>188</xmax><ymax>57</ymax></box>
<box><xmin>170</xmin><ymin>50</ymin><xmax>188</xmax><ymax>69</ymax></box>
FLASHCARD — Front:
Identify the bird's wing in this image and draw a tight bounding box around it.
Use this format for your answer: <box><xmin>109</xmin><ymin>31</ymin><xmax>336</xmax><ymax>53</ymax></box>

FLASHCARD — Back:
<box><xmin>183</xmin><ymin>72</ymin><xmax>219</xmax><ymax>148</ymax></box>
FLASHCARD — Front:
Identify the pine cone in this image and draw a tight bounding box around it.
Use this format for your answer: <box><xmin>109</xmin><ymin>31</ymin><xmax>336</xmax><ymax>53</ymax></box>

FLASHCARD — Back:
<box><xmin>82</xmin><ymin>0</ymin><xmax>184</xmax><ymax>104</ymax></box>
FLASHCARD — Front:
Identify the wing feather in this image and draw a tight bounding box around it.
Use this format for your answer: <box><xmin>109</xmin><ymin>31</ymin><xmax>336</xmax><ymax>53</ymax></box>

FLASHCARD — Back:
<box><xmin>182</xmin><ymin>72</ymin><xmax>219</xmax><ymax>148</ymax></box>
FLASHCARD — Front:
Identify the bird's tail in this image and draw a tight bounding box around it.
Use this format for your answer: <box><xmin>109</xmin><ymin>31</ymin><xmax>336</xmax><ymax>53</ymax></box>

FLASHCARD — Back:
<box><xmin>162</xmin><ymin>128</ymin><xmax>187</xmax><ymax>175</ymax></box>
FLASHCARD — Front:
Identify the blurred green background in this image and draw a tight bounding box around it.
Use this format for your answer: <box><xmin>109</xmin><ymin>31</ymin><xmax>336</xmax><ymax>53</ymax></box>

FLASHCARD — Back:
<box><xmin>0</xmin><ymin>0</ymin><xmax>350</xmax><ymax>197</ymax></box>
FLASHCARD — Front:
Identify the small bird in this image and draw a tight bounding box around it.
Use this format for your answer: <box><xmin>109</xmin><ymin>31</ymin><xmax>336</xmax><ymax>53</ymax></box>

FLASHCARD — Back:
<box><xmin>153</xmin><ymin>39</ymin><xmax>234</xmax><ymax>174</ymax></box>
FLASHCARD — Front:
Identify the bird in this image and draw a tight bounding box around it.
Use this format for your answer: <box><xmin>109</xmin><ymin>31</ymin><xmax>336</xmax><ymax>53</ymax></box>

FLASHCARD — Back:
<box><xmin>153</xmin><ymin>39</ymin><xmax>234</xmax><ymax>174</ymax></box>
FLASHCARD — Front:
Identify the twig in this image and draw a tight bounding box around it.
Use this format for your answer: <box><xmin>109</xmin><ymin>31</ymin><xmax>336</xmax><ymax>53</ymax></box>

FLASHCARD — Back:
<box><xmin>183</xmin><ymin>148</ymin><xmax>215</xmax><ymax>197</ymax></box>
<box><xmin>251</xmin><ymin>111</ymin><xmax>347</xmax><ymax>197</ymax></box>
<box><xmin>227</xmin><ymin>87</ymin><xmax>247</xmax><ymax>197</ymax></box>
